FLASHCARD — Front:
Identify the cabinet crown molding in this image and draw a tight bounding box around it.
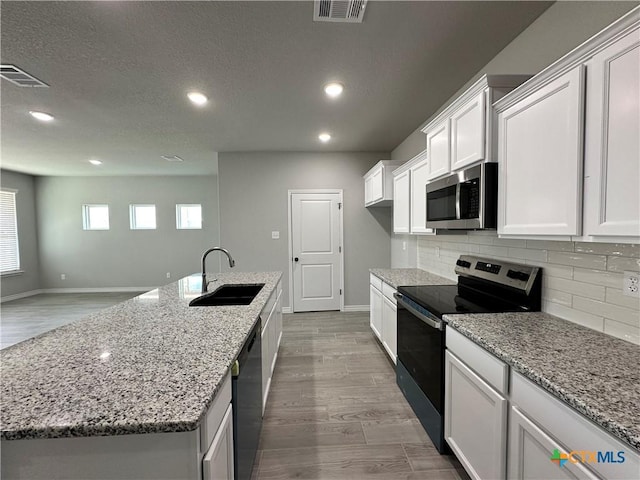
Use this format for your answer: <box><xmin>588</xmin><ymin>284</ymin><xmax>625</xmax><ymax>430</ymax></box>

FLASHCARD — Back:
<box><xmin>421</xmin><ymin>74</ymin><xmax>532</xmax><ymax>134</ymax></box>
<box><xmin>494</xmin><ymin>6</ymin><xmax>639</xmax><ymax>113</ymax></box>
<box><xmin>392</xmin><ymin>149</ymin><xmax>428</xmax><ymax>176</ymax></box>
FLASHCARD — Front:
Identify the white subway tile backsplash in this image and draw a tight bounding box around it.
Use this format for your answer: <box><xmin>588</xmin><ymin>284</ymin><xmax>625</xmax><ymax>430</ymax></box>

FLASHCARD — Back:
<box><xmin>547</xmin><ymin>251</ymin><xmax>607</xmax><ymax>270</ymax></box>
<box><xmin>478</xmin><ymin>245</ymin><xmax>509</xmax><ymax>257</ymax></box>
<box><xmin>605</xmin><ymin>288</ymin><xmax>640</xmax><ymax>310</ymax></box>
<box><xmin>492</xmin><ymin>238</ymin><xmax>527</xmax><ymax>248</ymax></box>
<box><xmin>544</xmin><ymin>276</ymin><xmax>606</xmax><ymax>301</ymax></box>
<box><xmin>542</xmin><ymin>288</ymin><xmax>572</xmax><ymax>307</ymax></box>
<box><xmin>603</xmin><ymin>319</ymin><xmax>640</xmax><ymax>345</ymax></box>
<box><xmin>467</xmin><ymin>235</ymin><xmax>496</xmax><ymax>246</ymax></box>
<box><xmin>573</xmin><ymin>296</ymin><xmax>639</xmax><ymax>327</ymax></box>
<box><xmin>574</xmin><ymin>242</ymin><xmax>640</xmax><ymax>257</ymax></box>
<box><xmin>525</xmin><ymin>260</ymin><xmax>573</xmax><ymax>279</ymax></box>
<box><xmin>544</xmin><ymin>302</ymin><xmax>604</xmax><ymax>331</ymax></box>
<box><xmin>607</xmin><ymin>256</ymin><xmax>640</xmax><ymax>272</ymax></box>
<box><xmin>573</xmin><ymin>268</ymin><xmax>623</xmax><ymax>289</ymax></box>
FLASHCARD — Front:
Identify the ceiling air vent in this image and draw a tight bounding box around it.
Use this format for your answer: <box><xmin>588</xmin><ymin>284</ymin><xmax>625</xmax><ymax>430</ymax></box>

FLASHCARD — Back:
<box><xmin>314</xmin><ymin>0</ymin><xmax>367</xmax><ymax>23</ymax></box>
<box><xmin>161</xmin><ymin>155</ymin><xmax>184</xmax><ymax>162</ymax></box>
<box><xmin>0</xmin><ymin>65</ymin><xmax>49</xmax><ymax>87</ymax></box>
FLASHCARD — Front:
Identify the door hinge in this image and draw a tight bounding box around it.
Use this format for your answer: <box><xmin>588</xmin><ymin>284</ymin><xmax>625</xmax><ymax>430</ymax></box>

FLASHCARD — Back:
<box><xmin>338</xmin><ymin>202</ymin><xmax>342</xmax><ymax>210</ymax></box>
<box><xmin>339</xmin><ymin>246</ymin><xmax>342</xmax><ymax>253</ymax></box>
<box><xmin>340</xmin><ymin>289</ymin><xmax>342</xmax><ymax>295</ymax></box>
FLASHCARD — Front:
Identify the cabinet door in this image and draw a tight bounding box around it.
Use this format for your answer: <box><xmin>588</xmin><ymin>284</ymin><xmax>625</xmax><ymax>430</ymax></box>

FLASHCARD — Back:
<box><xmin>275</xmin><ymin>291</ymin><xmax>283</xmax><ymax>350</ymax></box>
<box><xmin>410</xmin><ymin>159</ymin><xmax>435</xmax><ymax>234</ymax></box>
<box><xmin>393</xmin><ymin>170</ymin><xmax>411</xmax><ymax>233</ymax></box>
<box><xmin>426</xmin><ymin>120</ymin><xmax>451</xmax><ymax>180</ymax></box>
<box><xmin>381</xmin><ymin>294</ymin><xmax>397</xmax><ymax>364</ymax></box>
<box><xmin>369</xmin><ymin>284</ymin><xmax>382</xmax><ymax>340</ymax></box>
<box><xmin>498</xmin><ymin>66</ymin><xmax>585</xmax><ymax>236</ymax></box>
<box><xmin>445</xmin><ymin>351</ymin><xmax>507</xmax><ymax>480</ymax></box>
<box><xmin>268</xmin><ymin>308</ymin><xmax>277</xmax><ymax>375</ymax></box>
<box><xmin>508</xmin><ymin>406</ymin><xmax>598</xmax><ymax>480</ymax></box>
<box><xmin>369</xmin><ymin>166</ymin><xmax>384</xmax><ymax>204</ymax></box>
<box><xmin>364</xmin><ymin>175</ymin><xmax>373</xmax><ymax>205</ymax></box>
<box><xmin>584</xmin><ymin>28</ymin><xmax>640</xmax><ymax>238</ymax></box>
<box><xmin>261</xmin><ymin>315</ymin><xmax>271</xmax><ymax>413</ymax></box>
<box><xmin>203</xmin><ymin>403</ymin><xmax>234</xmax><ymax>480</ymax></box>
<box><xmin>451</xmin><ymin>91</ymin><xmax>486</xmax><ymax>171</ymax></box>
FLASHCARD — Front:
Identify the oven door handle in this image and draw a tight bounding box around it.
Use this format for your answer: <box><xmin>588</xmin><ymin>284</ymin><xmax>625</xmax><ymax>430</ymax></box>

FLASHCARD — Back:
<box><xmin>393</xmin><ymin>293</ymin><xmax>444</xmax><ymax>331</ymax></box>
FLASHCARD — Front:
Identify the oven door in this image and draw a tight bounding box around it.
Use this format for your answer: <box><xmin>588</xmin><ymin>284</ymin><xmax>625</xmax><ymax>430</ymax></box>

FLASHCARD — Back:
<box><xmin>395</xmin><ymin>292</ymin><xmax>447</xmax><ymax>452</ymax></box>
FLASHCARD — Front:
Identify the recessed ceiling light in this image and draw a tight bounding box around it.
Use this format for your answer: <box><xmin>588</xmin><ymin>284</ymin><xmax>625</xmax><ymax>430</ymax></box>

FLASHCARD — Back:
<box><xmin>29</xmin><ymin>111</ymin><xmax>54</xmax><ymax>122</ymax></box>
<box><xmin>89</xmin><ymin>159</ymin><xmax>102</xmax><ymax>166</ymax></box>
<box><xmin>324</xmin><ymin>82</ymin><xmax>344</xmax><ymax>98</ymax></box>
<box><xmin>318</xmin><ymin>133</ymin><xmax>331</xmax><ymax>143</ymax></box>
<box><xmin>187</xmin><ymin>92</ymin><xmax>208</xmax><ymax>106</ymax></box>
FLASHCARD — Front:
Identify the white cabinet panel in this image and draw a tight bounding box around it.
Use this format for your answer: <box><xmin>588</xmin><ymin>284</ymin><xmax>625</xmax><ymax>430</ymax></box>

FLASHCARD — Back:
<box><xmin>445</xmin><ymin>350</ymin><xmax>507</xmax><ymax>480</ymax></box>
<box><xmin>381</xmin><ymin>293</ymin><xmax>397</xmax><ymax>364</ymax></box>
<box><xmin>426</xmin><ymin>120</ymin><xmax>451</xmax><ymax>180</ymax></box>
<box><xmin>410</xmin><ymin>158</ymin><xmax>435</xmax><ymax>234</ymax></box>
<box><xmin>202</xmin><ymin>404</ymin><xmax>234</xmax><ymax>480</ymax></box>
<box><xmin>393</xmin><ymin>169</ymin><xmax>411</xmax><ymax>233</ymax></box>
<box><xmin>584</xmin><ymin>27</ymin><xmax>640</xmax><ymax>238</ymax></box>
<box><xmin>369</xmin><ymin>284</ymin><xmax>382</xmax><ymax>340</ymax></box>
<box><xmin>498</xmin><ymin>66</ymin><xmax>585</xmax><ymax>236</ymax></box>
<box><xmin>370</xmin><ymin>167</ymin><xmax>383</xmax><ymax>204</ymax></box>
<box><xmin>451</xmin><ymin>91</ymin><xmax>486</xmax><ymax>171</ymax></box>
<box><xmin>508</xmin><ymin>406</ymin><xmax>598</xmax><ymax>480</ymax></box>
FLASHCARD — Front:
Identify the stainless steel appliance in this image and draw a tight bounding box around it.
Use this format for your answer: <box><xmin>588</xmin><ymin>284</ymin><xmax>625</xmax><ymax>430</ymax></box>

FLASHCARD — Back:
<box><xmin>232</xmin><ymin>320</ymin><xmax>262</xmax><ymax>480</ymax></box>
<box><xmin>395</xmin><ymin>255</ymin><xmax>541</xmax><ymax>453</ymax></box>
<box><xmin>426</xmin><ymin>163</ymin><xmax>497</xmax><ymax>230</ymax></box>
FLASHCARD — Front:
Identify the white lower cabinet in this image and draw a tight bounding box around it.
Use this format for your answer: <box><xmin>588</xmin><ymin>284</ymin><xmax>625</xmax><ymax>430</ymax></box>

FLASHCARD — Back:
<box><xmin>202</xmin><ymin>403</ymin><xmax>234</xmax><ymax>480</ymax></box>
<box><xmin>508</xmin><ymin>406</ymin><xmax>597</xmax><ymax>480</ymax></box>
<box><xmin>444</xmin><ymin>350</ymin><xmax>507</xmax><ymax>480</ymax></box>
<box><xmin>261</xmin><ymin>281</ymin><xmax>282</xmax><ymax>414</ymax></box>
<box><xmin>369</xmin><ymin>274</ymin><xmax>396</xmax><ymax>363</ymax></box>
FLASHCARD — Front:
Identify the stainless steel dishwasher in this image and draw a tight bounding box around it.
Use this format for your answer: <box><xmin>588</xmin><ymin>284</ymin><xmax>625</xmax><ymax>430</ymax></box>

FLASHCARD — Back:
<box><xmin>232</xmin><ymin>319</ymin><xmax>262</xmax><ymax>480</ymax></box>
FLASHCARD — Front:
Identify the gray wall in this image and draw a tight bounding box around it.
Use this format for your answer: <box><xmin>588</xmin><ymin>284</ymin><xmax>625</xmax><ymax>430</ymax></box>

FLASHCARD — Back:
<box><xmin>0</xmin><ymin>170</ymin><xmax>41</xmax><ymax>297</ymax></box>
<box><xmin>218</xmin><ymin>152</ymin><xmax>391</xmax><ymax>309</ymax></box>
<box><xmin>35</xmin><ymin>176</ymin><xmax>220</xmax><ymax>289</ymax></box>
<box><xmin>391</xmin><ymin>1</ymin><xmax>638</xmax><ymax>267</ymax></box>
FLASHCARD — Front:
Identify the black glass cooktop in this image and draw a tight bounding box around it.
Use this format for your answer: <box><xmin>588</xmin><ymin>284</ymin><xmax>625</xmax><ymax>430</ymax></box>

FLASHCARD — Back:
<box><xmin>397</xmin><ymin>284</ymin><xmax>527</xmax><ymax>319</ymax></box>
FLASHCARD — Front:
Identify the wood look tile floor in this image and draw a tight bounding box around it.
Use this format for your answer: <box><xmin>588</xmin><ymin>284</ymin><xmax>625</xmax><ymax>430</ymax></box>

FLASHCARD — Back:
<box><xmin>0</xmin><ymin>292</ymin><xmax>143</xmax><ymax>349</ymax></box>
<box><xmin>253</xmin><ymin>311</ymin><xmax>470</xmax><ymax>480</ymax></box>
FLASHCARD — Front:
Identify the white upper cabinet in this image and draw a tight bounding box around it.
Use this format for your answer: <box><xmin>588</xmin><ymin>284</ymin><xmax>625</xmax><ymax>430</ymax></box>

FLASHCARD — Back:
<box><xmin>497</xmin><ymin>66</ymin><xmax>585</xmax><ymax>237</ymax></box>
<box><xmin>364</xmin><ymin>160</ymin><xmax>404</xmax><ymax>207</ymax></box>
<box><xmin>495</xmin><ymin>8</ymin><xmax>639</xmax><ymax>242</ymax></box>
<box><xmin>409</xmin><ymin>151</ymin><xmax>434</xmax><ymax>234</ymax></box>
<box><xmin>392</xmin><ymin>167</ymin><xmax>411</xmax><ymax>233</ymax></box>
<box><xmin>583</xmin><ymin>25</ymin><xmax>640</xmax><ymax>239</ymax></box>
<box><xmin>451</xmin><ymin>91</ymin><xmax>486</xmax><ymax>171</ymax></box>
<box><xmin>422</xmin><ymin>75</ymin><xmax>531</xmax><ymax>182</ymax></box>
<box><xmin>426</xmin><ymin>119</ymin><xmax>451</xmax><ymax>180</ymax></box>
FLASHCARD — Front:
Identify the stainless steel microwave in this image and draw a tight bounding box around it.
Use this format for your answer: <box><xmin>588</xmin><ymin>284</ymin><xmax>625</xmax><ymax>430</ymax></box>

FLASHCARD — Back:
<box><xmin>426</xmin><ymin>163</ymin><xmax>497</xmax><ymax>230</ymax></box>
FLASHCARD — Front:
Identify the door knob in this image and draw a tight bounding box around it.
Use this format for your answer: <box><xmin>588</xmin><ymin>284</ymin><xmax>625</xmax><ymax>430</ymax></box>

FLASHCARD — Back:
<box><xmin>294</xmin><ymin>257</ymin><xmax>299</xmax><ymax>262</ymax></box>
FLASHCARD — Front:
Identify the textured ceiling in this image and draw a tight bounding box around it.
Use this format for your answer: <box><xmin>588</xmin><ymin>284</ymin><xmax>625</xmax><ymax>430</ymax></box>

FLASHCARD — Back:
<box><xmin>1</xmin><ymin>1</ymin><xmax>551</xmax><ymax>176</ymax></box>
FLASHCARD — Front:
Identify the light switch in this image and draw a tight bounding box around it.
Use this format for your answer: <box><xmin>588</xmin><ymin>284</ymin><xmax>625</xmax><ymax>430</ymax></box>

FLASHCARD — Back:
<box><xmin>272</xmin><ymin>231</ymin><xmax>280</xmax><ymax>239</ymax></box>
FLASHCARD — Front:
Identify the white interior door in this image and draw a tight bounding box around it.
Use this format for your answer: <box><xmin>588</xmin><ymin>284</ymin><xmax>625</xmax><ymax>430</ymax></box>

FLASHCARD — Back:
<box><xmin>291</xmin><ymin>192</ymin><xmax>342</xmax><ymax>312</ymax></box>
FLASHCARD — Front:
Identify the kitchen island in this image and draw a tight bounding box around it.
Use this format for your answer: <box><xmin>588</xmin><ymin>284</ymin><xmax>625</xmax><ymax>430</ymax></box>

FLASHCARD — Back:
<box><xmin>1</xmin><ymin>271</ymin><xmax>282</xmax><ymax>479</ymax></box>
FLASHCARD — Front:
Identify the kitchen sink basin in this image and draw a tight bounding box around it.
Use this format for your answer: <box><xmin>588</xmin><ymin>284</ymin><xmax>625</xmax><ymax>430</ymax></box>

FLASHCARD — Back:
<box><xmin>189</xmin><ymin>284</ymin><xmax>264</xmax><ymax>306</ymax></box>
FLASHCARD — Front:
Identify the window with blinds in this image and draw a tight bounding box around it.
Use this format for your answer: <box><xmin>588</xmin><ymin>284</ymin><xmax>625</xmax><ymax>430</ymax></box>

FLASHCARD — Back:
<box><xmin>0</xmin><ymin>189</ymin><xmax>20</xmax><ymax>274</ymax></box>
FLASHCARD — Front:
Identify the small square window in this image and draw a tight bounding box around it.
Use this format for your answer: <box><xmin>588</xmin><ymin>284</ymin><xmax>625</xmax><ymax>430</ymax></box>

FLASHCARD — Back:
<box><xmin>130</xmin><ymin>204</ymin><xmax>157</xmax><ymax>230</ymax></box>
<box><xmin>176</xmin><ymin>204</ymin><xmax>202</xmax><ymax>229</ymax></box>
<box><xmin>82</xmin><ymin>205</ymin><xmax>110</xmax><ymax>230</ymax></box>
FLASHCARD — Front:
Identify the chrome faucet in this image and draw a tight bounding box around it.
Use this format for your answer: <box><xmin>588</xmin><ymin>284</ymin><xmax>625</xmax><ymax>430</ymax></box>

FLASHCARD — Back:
<box><xmin>201</xmin><ymin>247</ymin><xmax>236</xmax><ymax>293</ymax></box>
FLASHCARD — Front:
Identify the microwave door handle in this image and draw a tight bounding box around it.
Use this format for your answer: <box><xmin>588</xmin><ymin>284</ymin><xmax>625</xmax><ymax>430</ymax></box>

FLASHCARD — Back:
<box><xmin>455</xmin><ymin>183</ymin><xmax>461</xmax><ymax>220</ymax></box>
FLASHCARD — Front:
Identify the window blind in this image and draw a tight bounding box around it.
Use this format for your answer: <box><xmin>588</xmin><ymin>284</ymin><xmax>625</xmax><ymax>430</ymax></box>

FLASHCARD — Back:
<box><xmin>0</xmin><ymin>190</ymin><xmax>20</xmax><ymax>273</ymax></box>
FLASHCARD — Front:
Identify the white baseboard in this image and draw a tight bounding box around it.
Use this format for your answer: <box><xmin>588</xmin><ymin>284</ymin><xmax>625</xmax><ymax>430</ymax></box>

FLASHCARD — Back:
<box><xmin>343</xmin><ymin>305</ymin><xmax>370</xmax><ymax>312</ymax></box>
<box><xmin>40</xmin><ymin>287</ymin><xmax>155</xmax><ymax>294</ymax></box>
<box><xmin>282</xmin><ymin>306</ymin><xmax>293</xmax><ymax>314</ymax></box>
<box><xmin>0</xmin><ymin>289</ymin><xmax>44</xmax><ymax>303</ymax></box>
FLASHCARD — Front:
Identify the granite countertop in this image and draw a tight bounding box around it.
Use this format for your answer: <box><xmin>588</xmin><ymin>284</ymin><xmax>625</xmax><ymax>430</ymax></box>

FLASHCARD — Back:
<box><xmin>444</xmin><ymin>312</ymin><xmax>640</xmax><ymax>451</ymax></box>
<box><xmin>370</xmin><ymin>268</ymin><xmax>455</xmax><ymax>288</ymax></box>
<box><xmin>1</xmin><ymin>271</ymin><xmax>282</xmax><ymax>441</ymax></box>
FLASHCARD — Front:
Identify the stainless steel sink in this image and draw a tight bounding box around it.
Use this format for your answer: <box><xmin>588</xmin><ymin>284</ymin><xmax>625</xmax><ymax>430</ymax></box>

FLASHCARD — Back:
<box><xmin>189</xmin><ymin>283</ymin><xmax>264</xmax><ymax>306</ymax></box>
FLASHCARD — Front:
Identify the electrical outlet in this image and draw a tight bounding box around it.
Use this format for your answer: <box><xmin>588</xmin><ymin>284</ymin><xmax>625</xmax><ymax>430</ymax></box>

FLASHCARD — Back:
<box><xmin>623</xmin><ymin>271</ymin><xmax>640</xmax><ymax>298</ymax></box>
<box><xmin>402</xmin><ymin>241</ymin><xmax>407</xmax><ymax>251</ymax></box>
<box><xmin>166</xmin><ymin>272</ymin><xmax>171</xmax><ymax>279</ymax></box>
<box><xmin>60</xmin><ymin>273</ymin><xmax>66</xmax><ymax>280</ymax></box>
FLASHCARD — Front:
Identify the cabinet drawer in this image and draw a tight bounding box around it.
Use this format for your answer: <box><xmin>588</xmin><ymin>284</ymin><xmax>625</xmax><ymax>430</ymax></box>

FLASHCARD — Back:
<box><xmin>446</xmin><ymin>327</ymin><xmax>508</xmax><ymax>395</ymax></box>
<box><xmin>200</xmin><ymin>372</ymin><xmax>232</xmax><ymax>452</ymax></box>
<box><xmin>382</xmin><ymin>282</ymin><xmax>396</xmax><ymax>303</ymax></box>
<box><xmin>370</xmin><ymin>273</ymin><xmax>383</xmax><ymax>291</ymax></box>
<box><xmin>511</xmin><ymin>371</ymin><xmax>640</xmax><ymax>480</ymax></box>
